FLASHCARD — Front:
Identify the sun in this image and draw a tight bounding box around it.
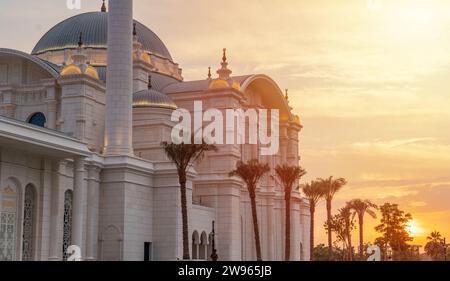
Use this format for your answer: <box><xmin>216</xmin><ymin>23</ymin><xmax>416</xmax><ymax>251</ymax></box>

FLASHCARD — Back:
<box><xmin>406</xmin><ymin>220</ymin><xmax>425</xmax><ymax>237</ymax></box>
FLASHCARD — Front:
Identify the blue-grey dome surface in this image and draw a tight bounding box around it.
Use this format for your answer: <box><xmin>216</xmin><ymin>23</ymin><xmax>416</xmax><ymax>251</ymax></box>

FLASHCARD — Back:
<box><xmin>31</xmin><ymin>12</ymin><xmax>172</xmax><ymax>61</ymax></box>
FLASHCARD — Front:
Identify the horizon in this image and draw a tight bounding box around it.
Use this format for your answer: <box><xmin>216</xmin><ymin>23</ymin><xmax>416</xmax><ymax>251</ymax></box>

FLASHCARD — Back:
<box><xmin>1</xmin><ymin>0</ymin><xmax>449</xmax><ymax>250</ymax></box>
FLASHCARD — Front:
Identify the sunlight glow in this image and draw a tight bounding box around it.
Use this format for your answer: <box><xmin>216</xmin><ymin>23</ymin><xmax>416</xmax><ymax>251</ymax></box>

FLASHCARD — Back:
<box><xmin>406</xmin><ymin>219</ymin><xmax>425</xmax><ymax>237</ymax></box>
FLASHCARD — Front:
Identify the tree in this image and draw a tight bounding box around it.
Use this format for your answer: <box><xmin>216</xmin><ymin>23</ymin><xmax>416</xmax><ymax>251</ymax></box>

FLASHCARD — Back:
<box><xmin>301</xmin><ymin>180</ymin><xmax>324</xmax><ymax>261</ymax></box>
<box><xmin>229</xmin><ymin>159</ymin><xmax>270</xmax><ymax>261</ymax></box>
<box><xmin>162</xmin><ymin>139</ymin><xmax>217</xmax><ymax>260</ymax></box>
<box><xmin>425</xmin><ymin>231</ymin><xmax>445</xmax><ymax>261</ymax></box>
<box><xmin>318</xmin><ymin>176</ymin><xmax>347</xmax><ymax>260</ymax></box>
<box><xmin>325</xmin><ymin>206</ymin><xmax>356</xmax><ymax>260</ymax></box>
<box><xmin>374</xmin><ymin>203</ymin><xmax>413</xmax><ymax>261</ymax></box>
<box><xmin>275</xmin><ymin>164</ymin><xmax>307</xmax><ymax>261</ymax></box>
<box><xmin>348</xmin><ymin>199</ymin><xmax>377</xmax><ymax>259</ymax></box>
<box><xmin>312</xmin><ymin>244</ymin><xmax>344</xmax><ymax>261</ymax></box>
<box><xmin>340</xmin><ymin>205</ymin><xmax>355</xmax><ymax>261</ymax></box>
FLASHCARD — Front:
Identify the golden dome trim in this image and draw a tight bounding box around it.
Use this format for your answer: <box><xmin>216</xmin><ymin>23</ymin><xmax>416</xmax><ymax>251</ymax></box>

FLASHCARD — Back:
<box><xmin>60</xmin><ymin>64</ymin><xmax>82</xmax><ymax>76</ymax></box>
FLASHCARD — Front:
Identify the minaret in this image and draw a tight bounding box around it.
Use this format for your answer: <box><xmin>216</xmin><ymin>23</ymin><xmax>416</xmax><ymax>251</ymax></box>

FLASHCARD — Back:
<box><xmin>104</xmin><ymin>0</ymin><xmax>134</xmax><ymax>155</ymax></box>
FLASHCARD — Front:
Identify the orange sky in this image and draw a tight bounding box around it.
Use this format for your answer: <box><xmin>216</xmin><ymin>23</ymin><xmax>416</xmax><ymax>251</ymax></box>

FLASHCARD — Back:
<box><xmin>1</xmin><ymin>0</ymin><xmax>449</xmax><ymax>248</ymax></box>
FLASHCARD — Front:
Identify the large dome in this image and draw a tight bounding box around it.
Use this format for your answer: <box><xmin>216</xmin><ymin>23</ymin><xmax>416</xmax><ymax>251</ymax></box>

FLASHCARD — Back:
<box><xmin>31</xmin><ymin>12</ymin><xmax>172</xmax><ymax>61</ymax></box>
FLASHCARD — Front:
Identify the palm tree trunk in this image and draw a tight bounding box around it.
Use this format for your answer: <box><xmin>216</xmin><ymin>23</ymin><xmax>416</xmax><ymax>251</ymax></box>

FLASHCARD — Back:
<box><xmin>285</xmin><ymin>193</ymin><xmax>291</xmax><ymax>261</ymax></box>
<box><xmin>348</xmin><ymin>230</ymin><xmax>353</xmax><ymax>261</ymax></box>
<box><xmin>359</xmin><ymin>215</ymin><xmax>364</xmax><ymax>260</ymax></box>
<box><xmin>326</xmin><ymin>199</ymin><xmax>333</xmax><ymax>260</ymax></box>
<box><xmin>249</xmin><ymin>190</ymin><xmax>262</xmax><ymax>261</ymax></box>
<box><xmin>179</xmin><ymin>171</ymin><xmax>190</xmax><ymax>260</ymax></box>
<box><xmin>309</xmin><ymin>204</ymin><xmax>315</xmax><ymax>261</ymax></box>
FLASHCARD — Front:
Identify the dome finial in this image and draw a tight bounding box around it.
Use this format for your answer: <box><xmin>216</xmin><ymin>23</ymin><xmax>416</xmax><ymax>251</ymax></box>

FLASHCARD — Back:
<box><xmin>148</xmin><ymin>75</ymin><xmax>152</xmax><ymax>89</ymax></box>
<box><xmin>133</xmin><ymin>23</ymin><xmax>137</xmax><ymax>36</ymax></box>
<box><xmin>222</xmin><ymin>48</ymin><xmax>227</xmax><ymax>63</ymax></box>
<box><xmin>217</xmin><ymin>48</ymin><xmax>232</xmax><ymax>80</ymax></box>
<box><xmin>207</xmin><ymin>67</ymin><xmax>212</xmax><ymax>79</ymax></box>
<box><xmin>78</xmin><ymin>32</ymin><xmax>83</xmax><ymax>48</ymax></box>
<box><xmin>101</xmin><ymin>0</ymin><xmax>107</xmax><ymax>12</ymax></box>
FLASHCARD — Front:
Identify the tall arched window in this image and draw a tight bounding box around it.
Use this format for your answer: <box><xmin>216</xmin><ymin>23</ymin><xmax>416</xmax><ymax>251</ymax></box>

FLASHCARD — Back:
<box><xmin>22</xmin><ymin>184</ymin><xmax>36</xmax><ymax>261</ymax></box>
<box><xmin>192</xmin><ymin>231</ymin><xmax>199</xmax><ymax>260</ymax></box>
<box><xmin>199</xmin><ymin>232</ymin><xmax>207</xmax><ymax>260</ymax></box>
<box><xmin>28</xmin><ymin>112</ymin><xmax>46</xmax><ymax>127</ymax></box>
<box><xmin>0</xmin><ymin>180</ymin><xmax>19</xmax><ymax>261</ymax></box>
<box><xmin>62</xmin><ymin>190</ymin><xmax>73</xmax><ymax>261</ymax></box>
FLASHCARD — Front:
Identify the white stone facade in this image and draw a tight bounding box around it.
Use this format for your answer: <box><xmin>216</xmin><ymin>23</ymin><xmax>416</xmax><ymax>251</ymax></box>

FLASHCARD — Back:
<box><xmin>0</xmin><ymin>0</ymin><xmax>310</xmax><ymax>261</ymax></box>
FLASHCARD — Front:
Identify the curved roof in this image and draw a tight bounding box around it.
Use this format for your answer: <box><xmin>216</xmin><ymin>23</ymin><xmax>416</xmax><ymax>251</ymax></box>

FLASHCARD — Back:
<box><xmin>133</xmin><ymin>88</ymin><xmax>177</xmax><ymax>110</ymax></box>
<box><xmin>0</xmin><ymin>48</ymin><xmax>59</xmax><ymax>77</ymax></box>
<box><xmin>31</xmin><ymin>12</ymin><xmax>172</xmax><ymax>61</ymax></box>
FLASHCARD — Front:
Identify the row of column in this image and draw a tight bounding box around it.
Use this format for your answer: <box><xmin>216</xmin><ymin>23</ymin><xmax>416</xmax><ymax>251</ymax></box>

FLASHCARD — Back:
<box><xmin>47</xmin><ymin>157</ymin><xmax>100</xmax><ymax>260</ymax></box>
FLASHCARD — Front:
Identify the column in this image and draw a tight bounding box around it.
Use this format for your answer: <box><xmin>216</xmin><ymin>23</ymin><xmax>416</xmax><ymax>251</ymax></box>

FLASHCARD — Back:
<box><xmin>104</xmin><ymin>0</ymin><xmax>134</xmax><ymax>155</ymax></box>
<box><xmin>48</xmin><ymin>160</ymin><xmax>63</xmax><ymax>260</ymax></box>
<box><xmin>46</xmin><ymin>99</ymin><xmax>57</xmax><ymax>130</ymax></box>
<box><xmin>71</xmin><ymin>157</ymin><xmax>85</xmax><ymax>249</ymax></box>
<box><xmin>85</xmin><ymin>165</ymin><xmax>100</xmax><ymax>260</ymax></box>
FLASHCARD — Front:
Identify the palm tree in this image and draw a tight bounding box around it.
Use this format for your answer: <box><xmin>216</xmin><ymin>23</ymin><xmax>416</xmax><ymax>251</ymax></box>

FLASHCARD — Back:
<box><xmin>275</xmin><ymin>164</ymin><xmax>307</xmax><ymax>261</ymax></box>
<box><xmin>348</xmin><ymin>199</ymin><xmax>377</xmax><ymax>260</ymax></box>
<box><xmin>229</xmin><ymin>159</ymin><xmax>270</xmax><ymax>261</ymax></box>
<box><xmin>340</xmin><ymin>205</ymin><xmax>355</xmax><ymax>261</ymax></box>
<box><xmin>319</xmin><ymin>176</ymin><xmax>347</xmax><ymax>260</ymax></box>
<box><xmin>162</xmin><ymin>139</ymin><xmax>216</xmax><ymax>260</ymax></box>
<box><xmin>301</xmin><ymin>180</ymin><xmax>324</xmax><ymax>261</ymax></box>
<box><xmin>425</xmin><ymin>231</ymin><xmax>445</xmax><ymax>261</ymax></box>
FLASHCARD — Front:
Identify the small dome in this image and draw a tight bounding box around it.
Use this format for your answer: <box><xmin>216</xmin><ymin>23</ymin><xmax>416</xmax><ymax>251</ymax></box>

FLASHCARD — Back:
<box><xmin>85</xmin><ymin>65</ymin><xmax>99</xmax><ymax>79</ymax></box>
<box><xmin>133</xmin><ymin>88</ymin><xmax>177</xmax><ymax>109</ymax></box>
<box><xmin>232</xmin><ymin>80</ymin><xmax>241</xmax><ymax>91</ymax></box>
<box><xmin>209</xmin><ymin>79</ymin><xmax>229</xmax><ymax>90</ymax></box>
<box><xmin>294</xmin><ymin>115</ymin><xmax>302</xmax><ymax>125</ymax></box>
<box><xmin>141</xmin><ymin>52</ymin><xmax>152</xmax><ymax>64</ymax></box>
<box><xmin>60</xmin><ymin>64</ymin><xmax>82</xmax><ymax>76</ymax></box>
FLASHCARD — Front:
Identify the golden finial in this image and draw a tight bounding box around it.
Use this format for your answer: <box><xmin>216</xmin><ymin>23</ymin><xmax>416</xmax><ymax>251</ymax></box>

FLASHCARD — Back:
<box><xmin>101</xmin><ymin>0</ymin><xmax>106</xmax><ymax>12</ymax></box>
<box><xmin>222</xmin><ymin>48</ymin><xmax>227</xmax><ymax>63</ymax></box>
<box><xmin>208</xmin><ymin>67</ymin><xmax>211</xmax><ymax>79</ymax></box>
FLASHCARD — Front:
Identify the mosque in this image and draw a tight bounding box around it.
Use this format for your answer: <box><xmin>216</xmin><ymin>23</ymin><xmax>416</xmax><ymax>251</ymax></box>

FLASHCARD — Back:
<box><xmin>0</xmin><ymin>0</ymin><xmax>310</xmax><ymax>261</ymax></box>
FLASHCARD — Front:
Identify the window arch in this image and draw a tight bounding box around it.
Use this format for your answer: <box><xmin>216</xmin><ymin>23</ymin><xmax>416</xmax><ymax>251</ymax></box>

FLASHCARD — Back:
<box><xmin>22</xmin><ymin>184</ymin><xmax>36</xmax><ymax>261</ymax></box>
<box><xmin>28</xmin><ymin>112</ymin><xmax>46</xmax><ymax>127</ymax></box>
<box><xmin>0</xmin><ymin>178</ymin><xmax>21</xmax><ymax>261</ymax></box>
<box><xmin>199</xmin><ymin>232</ymin><xmax>207</xmax><ymax>260</ymax></box>
<box><xmin>62</xmin><ymin>190</ymin><xmax>73</xmax><ymax>261</ymax></box>
<box><xmin>192</xmin><ymin>231</ymin><xmax>199</xmax><ymax>260</ymax></box>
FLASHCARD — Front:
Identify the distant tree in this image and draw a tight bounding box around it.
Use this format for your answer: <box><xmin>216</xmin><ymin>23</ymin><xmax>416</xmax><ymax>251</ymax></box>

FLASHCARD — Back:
<box><xmin>325</xmin><ymin>206</ymin><xmax>356</xmax><ymax>261</ymax></box>
<box><xmin>348</xmin><ymin>199</ymin><xmax>377</xmax><ymax>259</ymax></box>
<box><xmin>162</xmin><ymin>139</ymin><xmax>217</xmax><ymax>260</ymax></box>
<box><xmin>312</xmin><ymin>244</ymin><xmax>344</xmax><ymax>261</ymax></box>
<box><xmin>374</xmin><ymin>203</ymin><xmax>413</xmax><ymax>261</ymax></box>
<box><xmin>425</xmin><ymin>231</ymin><xmax>445</xmax><ymax>261</ymax></box>
<box><xmin>230</xmin><ymin>159</ymin><xmax>270</xmax><ymax>261</ymax></box>
<box><xmin>318</xmin><ymin>176</ymin><xmax>347</xmax><ymax>260</ymax></box>
<box><xmin>301</xmin><ymin>180</ymin><xmax>325</xmax><ymax>261</ymax></box>
<box><xmin>275</xmin><ymin>164</ymin><xmax>307</xmax><ymax>261</ymax></box>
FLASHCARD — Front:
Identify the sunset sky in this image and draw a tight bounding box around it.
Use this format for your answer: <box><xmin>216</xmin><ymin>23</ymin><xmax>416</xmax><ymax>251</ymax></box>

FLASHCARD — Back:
<box><xmin>1</xmin><ymin>0</ymin><xmax>449</xmax><ymax>248</ymax></box>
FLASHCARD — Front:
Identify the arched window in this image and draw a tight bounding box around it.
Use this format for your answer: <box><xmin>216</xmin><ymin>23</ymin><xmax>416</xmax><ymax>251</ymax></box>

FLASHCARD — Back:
<box><xmin>0</xmin><ymin>180</ymin><xmax>19</xmax><ymax>261</ymax></box>
<box><xmin>62</xmin><ymin>190</ymin><xmax>73</xmax><ymax>261</ymax></box>
<box><xmin>22</xmin><ymin>184</ymin><xmax>36</xmax><ymax>261</ymax></box>
<box><xmin>199</xmin><ymin>232</ymin><xmax>207</xmax><ymax>260</ymax></box>
<box><xmin>28</xmin><ymin>112</ymin><xmax>46</xmax><ymax>127</ymax></box>
<box><xmin>192</xmin><ymin>231</ymin><xmax>199</xmax><ymax>260</ymax></box>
